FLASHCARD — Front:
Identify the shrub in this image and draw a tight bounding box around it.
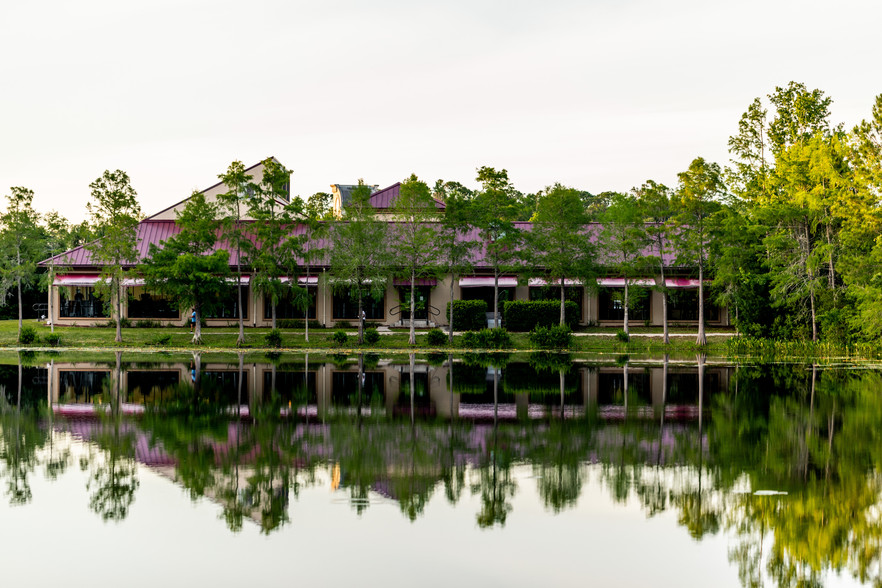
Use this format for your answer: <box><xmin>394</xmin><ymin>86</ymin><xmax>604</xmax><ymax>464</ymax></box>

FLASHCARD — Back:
<box><xmin>264</xmin><ymin>329</ymin><xmax>283</xmax><ymax>348</ymax></box>
<box><xmin>447</xmin><ymin>300</ymin><xmax>488</xmax><ymax>332</ymax></box>
<box><xmin>332</xmin><ymin>330</ymin><xmax>349</xmax><ymax>346</ymax></box>
<box><xmin>18</xmin><ymin>326</ymin><xmax>38</xmax><ymax>345</ymax></box>
<box><xmin>426</xmin><ymin>328</ymin><xmax>447</xmax><ymax>346</ymax></box>
<box><xmin>461</xmin><ymin>328</ymin><xmax>512</xmax><ymax>349</ymax></box>
<box><xmin>103</xmin><ymin>318</ymin><xmax>132</xmax><ymax>328</ymax></box>
<box><xmin>529</xmin><ymin>325</ymin><xmax>572</xmax><ymax>349</ymax></box>
<box><xmin>503</xmin><ymin>300</ymin><xmax>579</xmax><ymax>331</ymax></box>
<box><xmin>135</xmin><ymin>319</ymin><xmax>161</xmax><ymax>328</ymax></box>
<box><xmin>615</xmin><ymin>329</ymin><xmax>630</xmax><ymax>343</ymax></box>
<box><xmin>277</xmin><ymin>319</ymin><xmax>323</xmax><ymax>329</ymax></box>
<box><xmin>151</xmin><ymin>334</ymin><xmax>172</xmax><ymax>346</ymax></box>
<box><xmin>45</xmin><ymin>333</ymin><xmax>62</xmax><ymax>347</ymax></box>
<box><xmin>363</xmin><ymin>327</ymin><xmax>380</xmax><ymax>345</ymax></box>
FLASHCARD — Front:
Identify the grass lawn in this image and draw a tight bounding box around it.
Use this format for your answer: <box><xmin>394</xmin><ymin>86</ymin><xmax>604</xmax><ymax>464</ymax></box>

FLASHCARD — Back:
<box><xmin>0</xmin><ymin>319</ymin><xmax>731</xmax><ymax>354</ymax></box>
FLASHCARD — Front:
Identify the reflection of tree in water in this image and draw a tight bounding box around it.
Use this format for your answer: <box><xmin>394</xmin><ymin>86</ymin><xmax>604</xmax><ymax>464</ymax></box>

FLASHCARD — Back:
<box><xmin>0</xmin><ymin>392</ymin><xmax>47</xmax><ymax>505</ymax></box>
<box><xmin>85</xmin><ymin>358</ymin><xmax>139</xmax><ymax>522</ymax></box>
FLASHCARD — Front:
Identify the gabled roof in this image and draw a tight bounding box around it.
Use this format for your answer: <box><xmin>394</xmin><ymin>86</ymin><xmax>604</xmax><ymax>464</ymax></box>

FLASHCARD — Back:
<box><xmin>368</xmin><ymin>183</ymin><xmax>445</xmax><ymax>211</ymax></box>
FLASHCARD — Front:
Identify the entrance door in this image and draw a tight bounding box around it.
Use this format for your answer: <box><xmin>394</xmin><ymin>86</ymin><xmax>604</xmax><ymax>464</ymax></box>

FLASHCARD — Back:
<box><xmin>399</xmin><ymin>286</ymin><xmax>431</xmax><ymax>320</ymax></box>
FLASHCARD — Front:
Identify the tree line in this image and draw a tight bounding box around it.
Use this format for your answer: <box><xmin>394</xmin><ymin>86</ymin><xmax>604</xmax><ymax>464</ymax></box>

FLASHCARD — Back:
<box><xmin>3</xmin><ymin>81</ymin><xmax>881</xmax><ymax>346</ymax></box>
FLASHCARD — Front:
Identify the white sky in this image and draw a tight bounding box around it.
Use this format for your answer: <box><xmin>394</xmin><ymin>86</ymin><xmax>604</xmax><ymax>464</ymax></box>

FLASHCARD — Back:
<box><xmin>1</xmin><ymin>0</ymin><xmax>879</xmax><ymax>223</ymax></box>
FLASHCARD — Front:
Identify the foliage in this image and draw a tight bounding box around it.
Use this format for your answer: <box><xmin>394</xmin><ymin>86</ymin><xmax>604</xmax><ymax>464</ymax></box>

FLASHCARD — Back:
<box><xmin>330</xmin><ymin>180</ymin><xmax>391</xmax><ymax>344</ymax></box>
<box><xmin>45</xmin><ymin>333</ymin><xmax>61</xmax><ymax>347</ymax></box>
<box><xmin>17</xmin><ymin>325</ymin><xmax>38</xmax><ymax>345</ymax></box>
<box><xmin>615</xmin><ymin>329</ymin><xmax>630</xmax><ymax>343</ymax></box>
<box><xmin>528</xmin><ymin>325</ymin><xmax>572</xmax><ymax>349</ymax></box>
<box><xmin>332</xmin><ymin>330</ymin><xmax>349</xmax><ymax>346</ymax></box>
<box><xmin>426</xmin><ymin>328</ymin><xmax>447</xmax><ymax>346</ymax></box>
<box><xmin>264</xmin><ymin>329</ymin><xmax>282</xmax><ymax>348</ymax></box>
<box><xmin>141</xmin><ymin>191</ymin><xmax>229</xmax><ymax>345</ymax></box>
<box><xmin>0</xmin><ymin>187</ymin><xmax>42</xmax><ymax>338</ymax></box>
<box><xmin>503</xmin><ymin>300</ymin><xmax>578</xmax><ymax>331</ymax></box>
<box><xmin>447</xmin><ymin>300</ymin><xmax>487</xmax><ymax>332</ymax></box>
<box><xmin>363</xmin><ymin>327</ymin><xmax>380</xmax><ymax>345</ymax></box>
<box><xmin>461</xmin><ymin>328</ymin><xmax>512</xmax><ymax>349</ymax></box>
<box><xmin>85</xmin><ymin>170</ymin><xmax>142</xmax><ymax>344</ymax></box>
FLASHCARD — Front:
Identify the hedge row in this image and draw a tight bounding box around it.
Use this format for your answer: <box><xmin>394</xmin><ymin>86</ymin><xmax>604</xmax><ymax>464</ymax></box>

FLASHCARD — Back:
<box><xmin>503</xmin><ymin>300</ymin><xmax>579</xmax><ymax>331</ymax></box>
<box><xmin>447</xmin><ymin>300</ymin><xmax>488</xmax><ymax>331</ymax></box>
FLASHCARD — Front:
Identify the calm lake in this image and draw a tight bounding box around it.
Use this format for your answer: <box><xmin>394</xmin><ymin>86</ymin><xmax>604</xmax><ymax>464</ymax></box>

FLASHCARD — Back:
<box><xmin>0</xmin><ymin>352</ymin><xmax>877</xmax><ymax>587</ymax></box>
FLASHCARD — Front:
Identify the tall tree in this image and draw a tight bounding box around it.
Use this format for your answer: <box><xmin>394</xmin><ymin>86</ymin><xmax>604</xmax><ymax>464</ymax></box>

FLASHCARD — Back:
<box><xmin>0</xmin><ymin>187</ymin><xmax>42</xmax><ymax>339</ymax></box>
<box><xmin>600</xmin><ymin>192</ymin><xmax>649</xmax><ymax>336</ymax></box>
<box><xmin>673</xmin><ymin>158</ymin><xmax>725</xmax><ymax>345</ymax></box>
<box><xmin>391</xmin><ymin>174</ymin><xmax>440</xmax><ymax>345</ymax></box>
<box><xmin>436</xmin><ymin>185</ymin><xmax>477</xmax><ymax>345</ymax></box>
<box><xmin>297</xmin><ymin>195</ymin><xmax>327</xmax><ymax>344</ymax></box>
<box><xmin>329</xmin><ymin>180</ymin><xmax>390</xmax><ymax>344</ymax></box>
<box><xmin>86</xmin><ymin>170</ymin><xmax>142</xmax><ymax>343</ymax></box>
<box><xmin>634</xmin><ymin>181</ymin><xmax>673</xmax><ymax>343</ymax></box>
<box><xmin>248</xmin><ymin>159</ymin><xmax>295</xmax><ymax>331</ymax></box>
<box><xmin>529</xmin><ymin>183</ymin><xmax>596</xmax><ymax>326</ymax></box>
<box><xmin>41</xmin><ymin>211</ymin><xmax>74</xmax><ymax>333</ymax></box>
<box><xmin>142</xmin><ymin>192</ymin><xmax>230</xmax><ymax>344</ymax></box>
<box><xmin>217</xmin><ymin>161</ymin><xmax>253</xmax><ymax>347</ymax></box>
<box><xmin>473</xmin><ymin>166</ymin><xmax>521</xmax><ymax>327</ymax></box>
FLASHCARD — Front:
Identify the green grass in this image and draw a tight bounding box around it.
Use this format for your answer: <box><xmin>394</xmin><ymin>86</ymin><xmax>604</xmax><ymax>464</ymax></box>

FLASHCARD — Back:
<box><xmin>0</xmin><ymin>319</ymin><xmax>734</xmax><ymax>354</ymax></box>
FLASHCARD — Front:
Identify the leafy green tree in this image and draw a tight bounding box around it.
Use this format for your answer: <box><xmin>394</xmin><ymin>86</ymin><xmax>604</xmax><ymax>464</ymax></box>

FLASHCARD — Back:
<box><xmin>142</xmin><ymin>192</ymin><xmax>230</xmax><ymax>344</ymax></box>
<box><xmin>330</xmin><ymin>180</ymin><xmax>391</xmax><ymax>344</ymax></box>
<box><xmin>217</xmin><ymin>161</ymin><xmax>254</xmax><ymax>347</ymax></box>
<box><xmin>436</xmin><ymin>185</ymin><xmax>477</xmax><ymax>344</ymax></box>
<box><xmin>298</xmin><ymin>195</ymin><xmax>328</xmax><ymax>343</ymax></box>
<box><xmin>473</xmin><ymin>167</ymin><xmax>522</xmax><ymax>325</ymax></box>
<box><xmin>86</xmin><ymin>170</ymin><xmax>142</xmax><ymax>343</ymax></box>
<box><xmin>633</xmin><ymin>181</ymin><xmax>673</xmax><ymax>342</ymax></box>
<box><xmin>248</xmin><ymin>159</ymin><xmax>297</xmax><ymax>331</ymax></box>
<box><xmin>305</xmin><ymin>191</ymin><xmax>334</xmax><ymax>220</ymax></box>
<box><xmin>600</xmin><ymin>192</ymin><xmax>649</xmax><ymax>335</ymax></box>
<box><xmin>0</xmin><ymin>187</ymin><xmax>42</xmax><ymax>339</ymax></box>
<box><xmin>529</xmin><ymin>183</ymin><xmax>596</xmax><ymax>326</ymax></box>
<box><xmin>391</xmin><ymin>174</ymin><xmax>440</xmax><ymax>345</ymax></box>
<box><xmin>673</xmin><ymin>158</ymin><xmax>725</xmax><ymax>345</ymax></box>
<box><xmin>41</xmin><ymin>211</ymin><xmax>76</xmax><ymax>333</ymax></box>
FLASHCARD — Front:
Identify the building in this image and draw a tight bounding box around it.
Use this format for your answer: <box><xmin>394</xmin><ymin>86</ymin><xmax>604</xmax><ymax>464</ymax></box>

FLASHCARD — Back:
<box><xmin>41</xmin><ymin>160</ymin><xmax>729</xmax><ymax>329</ymax></box>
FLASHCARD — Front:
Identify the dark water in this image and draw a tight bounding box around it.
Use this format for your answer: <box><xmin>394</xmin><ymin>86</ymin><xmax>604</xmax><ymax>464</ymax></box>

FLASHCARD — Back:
<box><xmin>0</xmin><ymin>353</ymin><xmax>878</xmax><ymax>587</ymax></box>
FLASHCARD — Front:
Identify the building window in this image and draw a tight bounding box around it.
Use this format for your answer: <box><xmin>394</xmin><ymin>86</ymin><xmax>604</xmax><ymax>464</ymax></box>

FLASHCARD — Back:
<box><xmin>204</xmin><ymin>286</ymin><xmax>249</xmax><ymax>319</ymax></box>
<box><xmin>332</xmin><ymin>290</ymin><xmax>384</xmax><ymax>320</ymax></box>
<box><xmin>264</xmin><ymin>287</ymin><xmax>316</xmax><ymax>320</ymax></box>
<box><xmin>127</xmin><ymin>286</ymin><xmax>179</xmax><ymax>319</ymax></box>
<box><xmin>59</xmin><ymin>287</ymin><xmax>106</xmax><ymax>318</ymax></box>
<box><xmin>668</xmin><ymin>290</ymin><xmax>719</xmax><ymax>322</ymax></box>
<box><xmin>598</xmin><ymin>287</ymin><xmax>649</xmax><ymax>321</ymax></box>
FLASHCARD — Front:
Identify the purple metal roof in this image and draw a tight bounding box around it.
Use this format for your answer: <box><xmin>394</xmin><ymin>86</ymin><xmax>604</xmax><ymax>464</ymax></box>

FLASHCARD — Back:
<box><xmin>369</xmin><ymin>183</ymin><xmax>446</xmax><ymax>210</ymax></box>
<box><xmin>41</xmin><ymin>218</ymin><xmax>680</xmax><ymax>272</ymax></box>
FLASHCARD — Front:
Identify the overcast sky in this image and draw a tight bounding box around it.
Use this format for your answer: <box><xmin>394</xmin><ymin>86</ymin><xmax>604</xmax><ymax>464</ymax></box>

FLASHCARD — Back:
<box><xmin>1</xmin><ymin>0</ymin><xmax>879</xmax><ymax>222</ymax></box>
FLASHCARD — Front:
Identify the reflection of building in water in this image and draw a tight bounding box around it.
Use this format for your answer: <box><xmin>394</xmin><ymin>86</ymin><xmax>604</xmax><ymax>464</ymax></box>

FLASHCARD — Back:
<box><xmin>46</xmin><ymin>360</ymin><xmax>730</xmax><ymax>421</ymax></box>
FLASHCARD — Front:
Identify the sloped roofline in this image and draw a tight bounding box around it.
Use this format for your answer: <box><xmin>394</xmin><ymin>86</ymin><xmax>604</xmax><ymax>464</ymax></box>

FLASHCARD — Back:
<box><xmin>145</xmin><ymin>157</ymin><xmax>283</xmax><ymax>221</ymax></box>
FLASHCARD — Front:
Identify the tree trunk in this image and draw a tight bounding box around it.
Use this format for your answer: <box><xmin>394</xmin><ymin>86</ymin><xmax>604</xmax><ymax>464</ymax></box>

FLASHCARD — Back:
<box><xmin>809</xmin><ymin>283</ymin><xmax>817</xmax><ymax>342</ymax></box>
<box><xmin>448</xmin><ymin>276</ymin><xmax>455</xmax><ymax>346</ymax></box>
<box><xmin>115</xmin><ymin>279</ymin><xmax>122</xmax><ymax>343</ymax></box>
<box><xmin>16</xmin><ymin>247</ymin><xmax>22</xmax><ymax>336</ymax></box>
<box><xmin>409</xmin><ymin>269</ymin><xmax>416</xmax><ymax>346</ymax></box>
<box><xmin>48</xmin><ymin>267</ymin><xmax>55</xmax><ymax>333</ymax></box>
<box><xmin>659</xmin><ymin>261</ymin><xmax>668</xmax><ymax>345</ymax></box>
<box><xmin>357</xmin><ymin>285</ymin><xmax>364</xmax><ymax>345</ymax></box>
<box><xmin>623</xmin><ymin>280</ymin><xmax>630</xmax><ymax>336</ymax></box>
<box><xmin>559</xmin><ymin>277</ymin><xmax>566</xmax><ymax>326</ymax></box>
<box><xmin>493</xmin><ymin>268</ymin><xmax>499</xmax><ymax>329</ymax></box>
<box><xmin>235</xmin><ymin>268</ymin><xmax>245</xmax><ymax>347</ymax></box>
<box><xmin>409</xmin><ymin>352</ymin><xmax>416</xmax><ymax>425</ymax></box>
<box><xmin>696</xmin><ymin>261</ymin><xmax>706</xmax><ymax>346</ymax></box>
<box><xmin>304</xmin><ymin>266</ymin><xmax>311</xmax><ymax>344</ymax></box>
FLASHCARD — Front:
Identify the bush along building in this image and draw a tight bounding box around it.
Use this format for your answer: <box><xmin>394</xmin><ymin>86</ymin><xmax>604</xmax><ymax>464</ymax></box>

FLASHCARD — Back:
<box><xmin>40</xmin><ymin>159</ymin><xmax>729</xmax><ymax>331</ymax></box>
